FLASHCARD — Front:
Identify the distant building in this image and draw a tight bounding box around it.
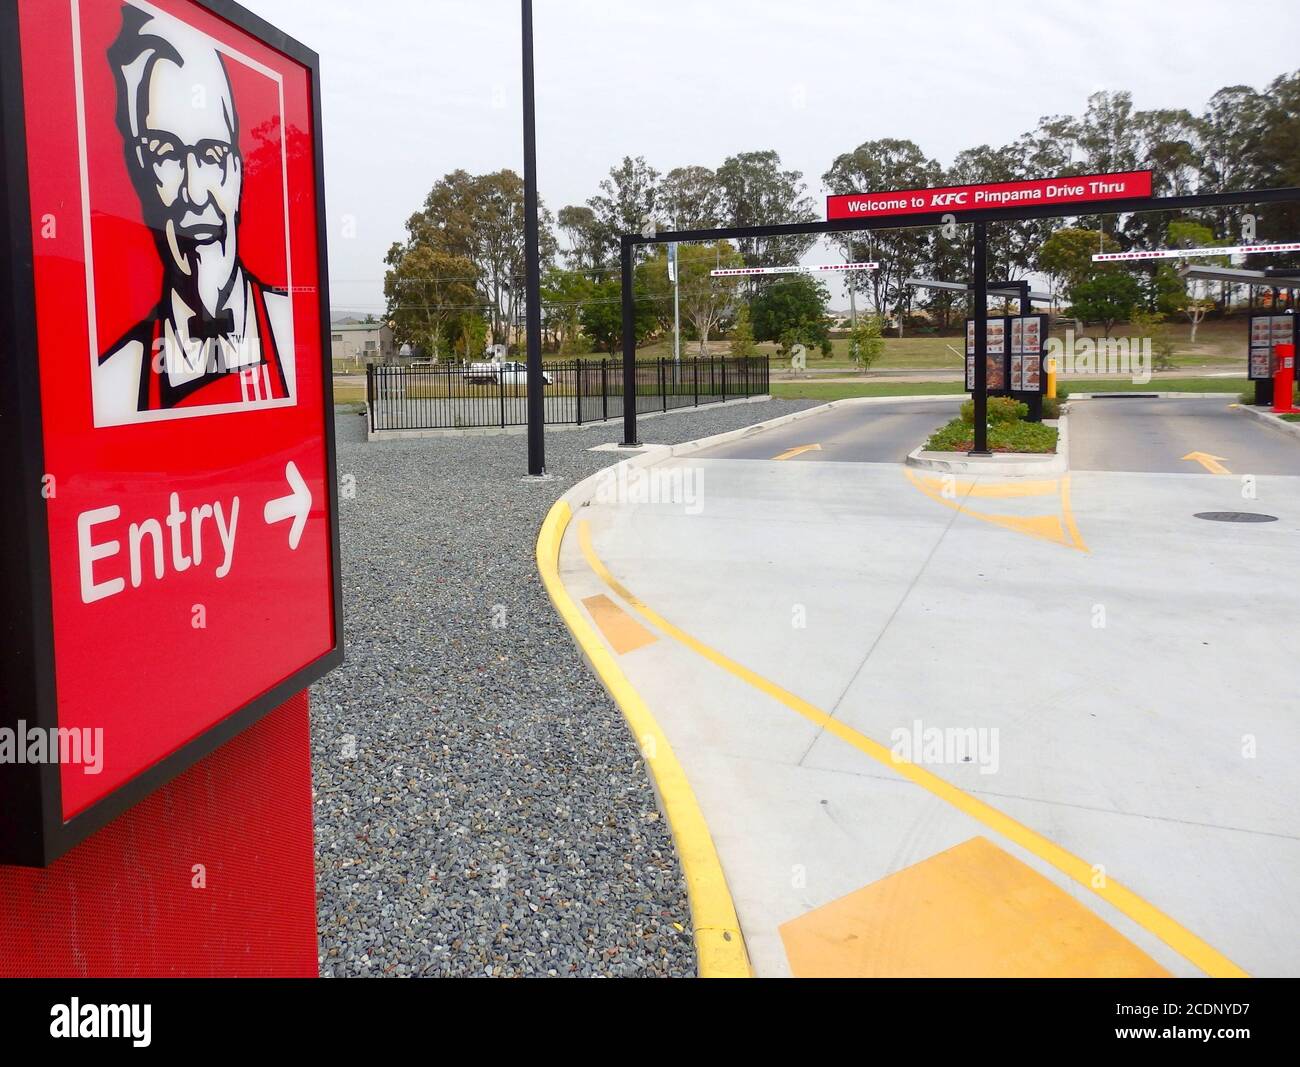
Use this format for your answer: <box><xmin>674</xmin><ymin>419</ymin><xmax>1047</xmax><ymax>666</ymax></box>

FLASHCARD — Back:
<box><xmin>330</xmin><ymin>322</ymin><xmax>396</xmax><ymax>365</ymax></box>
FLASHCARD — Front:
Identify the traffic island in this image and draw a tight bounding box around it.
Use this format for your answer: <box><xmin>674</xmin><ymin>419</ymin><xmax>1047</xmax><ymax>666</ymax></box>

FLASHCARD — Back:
<box><xmin>906</xmin><ymin>397</ymin><xmax>1069</xmax><ymax>476</ymax></box>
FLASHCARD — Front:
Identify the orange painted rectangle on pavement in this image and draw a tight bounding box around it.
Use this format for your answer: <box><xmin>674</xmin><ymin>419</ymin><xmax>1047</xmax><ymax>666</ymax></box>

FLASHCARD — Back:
<box><xmin>780</xmin><ymin>836</ymin><xmax>1170</xmax><ymax>978</ymax></box>
<box><xmin>581</xmin><ymin>594</ymin><xmax>657</xmax><ymax>655</ymax></box>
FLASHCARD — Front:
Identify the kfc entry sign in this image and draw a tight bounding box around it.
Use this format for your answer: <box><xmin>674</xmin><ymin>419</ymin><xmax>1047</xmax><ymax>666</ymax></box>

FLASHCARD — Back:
<box><xmin>826</xmin><ymin>170</ymin><xmax>1153</xmax><ymax>220</ymax></box>
<box><xmin>0</xmin><ymin>0</ymin><xmax>341</xmax><ymax>864</ymax></box>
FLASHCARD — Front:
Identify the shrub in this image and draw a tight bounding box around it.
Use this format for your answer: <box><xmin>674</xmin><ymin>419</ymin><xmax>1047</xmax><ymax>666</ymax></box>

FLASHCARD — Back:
<box><xmin>960</xmin><ymin>395</ymin><xmax>1026</xmax><ymax>425</ymax></box>
<box><xmin>848</xmin><ymin>315</ymin><xmax>886</xmax><ymax>369</ymax></box>
<box><xmin>1040</xmin><ymin>396</ymin><xmax>1061</xmax><ymax>419</ymax></box>
<box><xmin>925</xmin><ymin>417</ymin><xmax>1058</xmax><ymax>454</ymax></box>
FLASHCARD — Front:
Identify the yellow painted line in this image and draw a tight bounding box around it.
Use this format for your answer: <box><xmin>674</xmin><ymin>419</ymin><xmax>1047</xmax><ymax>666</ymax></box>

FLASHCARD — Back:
<box><xmin>1060</xmin><ymin>473</ymin><xmax>1088</xmax><ymax>553</ymax></box>
<box><xmin>905</xmin><ymin>469</ymin><xmax>1089</xmax><ymax>552</ymax></box>
<box><xmin>780</xmin><ymin>837</ymin><xmax>1170</xmax><ymax>978</ymax></box>
<box><xmin>1182</xmin><ymin>451</ymin><xmax>1231</xmax><ymax>475</ymax></box>
<box><xmin>536</xmin><ymin>500</ymin><xmax>751</xmax><ymax>978</ymax></box>
<box><xmin>581</xmin><ymin>593</ymin><xmax>657</xmax><ymax>654</ymax></box>
<box><xmin>773</xmin><ymin>444</ymin><xmax>822</xmax><ymax>461</ymax></box>
<box><xmin>576</xmin><ymin>520</ymin><xmax>1248</xmax><ymax>979</ymax></box>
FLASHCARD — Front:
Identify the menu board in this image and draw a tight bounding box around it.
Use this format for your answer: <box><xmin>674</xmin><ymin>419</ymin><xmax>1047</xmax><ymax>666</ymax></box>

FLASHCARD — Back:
<box><xmin>1010</xmin><ymin>314</ymin><xmax>1046</xmax><ymax>393</ymax></box>
<box><xmin>1248</xmin><ymin>313</ymin><xmax>1296</xmax><ymax>381</ymax></box>
<box><xmin>966</xmin><ymin>317</ymin><xmax>1008</xmax><ymax>392</ymax></box>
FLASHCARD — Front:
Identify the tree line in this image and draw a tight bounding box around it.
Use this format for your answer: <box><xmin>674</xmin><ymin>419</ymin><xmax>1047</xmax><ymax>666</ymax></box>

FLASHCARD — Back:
<box><xmin>383</xmin><ymin>72</ymin><xmax>1300</xmax><ymax>360</ymax></box>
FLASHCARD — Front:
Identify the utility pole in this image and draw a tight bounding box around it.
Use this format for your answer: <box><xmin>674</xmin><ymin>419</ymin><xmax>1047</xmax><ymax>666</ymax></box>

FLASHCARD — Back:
<box><xmin>971</xmin><ymin>221</ymin><xmax>990</xmax><ymax>455</ymax></box>
<box><xmin>846</xmin><ymin>238</ymin><xmax>858</xmax><ymax>331</ymax></box>
<box><xmin>521</xmin><ymin>0</ymin><xmax>544</xmax><ymax>475</ymax></box>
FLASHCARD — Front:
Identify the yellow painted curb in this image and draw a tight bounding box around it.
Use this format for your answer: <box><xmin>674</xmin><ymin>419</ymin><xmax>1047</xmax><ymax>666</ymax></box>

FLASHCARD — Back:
<box><xmin>536</xmin><ymin>499</ymin><xmax>752</xmax><ymax>978</ymax></box>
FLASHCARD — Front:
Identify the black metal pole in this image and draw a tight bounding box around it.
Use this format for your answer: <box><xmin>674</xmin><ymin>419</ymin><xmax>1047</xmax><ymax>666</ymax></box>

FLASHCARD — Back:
<box><xmin>521</xmin><ymin>0</ymin><xmax>544</xmax><ymax>475</ymax></box>
<box><xmin>1020</xmin><ymin>282</ymin><xmax>1043</xmax><ymax>423</ymax></box>
<box><xmin>620</xmin><ymin>235</ymin><xmax>638</xmax><ymax>446</ymax></box>
<box><xmin>971</xmin><ymin>222</ymin><xmax>990</xmax><ymax>455</ymax></box>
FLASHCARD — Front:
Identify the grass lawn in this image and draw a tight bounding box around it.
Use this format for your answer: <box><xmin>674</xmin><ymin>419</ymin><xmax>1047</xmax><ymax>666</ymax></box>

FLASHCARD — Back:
<box><xmin>632</xmin><ymin>318</ymin><xmax>1253</xmax><ymax>373</ymax></box>
<box><xmin>771</xmin><ymin>377</ymin><xmax>1247</xmax><ymax>402</ymax></box>
<box><xmin>771</xmin><ymin>380</ymin><xmax>970</xmax><ymax>400</ymax></box>
<box><xmin>1066</xmin><ymin>377</ymin><xmax>1247</xmax><ymax>393</ymax></box>
<box><xmin>333</xmin><ymin>380</ymin><xmax>366</xmax><ymax>404</ymax></box>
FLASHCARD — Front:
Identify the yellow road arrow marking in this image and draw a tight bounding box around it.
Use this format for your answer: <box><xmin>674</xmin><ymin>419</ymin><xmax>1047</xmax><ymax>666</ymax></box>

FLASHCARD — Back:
<box><xmin>1182</xmin><ymin>451</ymin><xmax>1231</xmax><ymax>475</ymax></box>
<box><xmin>904</xmin><ymin>470</ymin><xmax>1089</xmax><ymax>552</ymax></box>
<box><xmin>773</xmin><ymin>444</ymin><xmax>821</xmax><ymax>461</ymax></box>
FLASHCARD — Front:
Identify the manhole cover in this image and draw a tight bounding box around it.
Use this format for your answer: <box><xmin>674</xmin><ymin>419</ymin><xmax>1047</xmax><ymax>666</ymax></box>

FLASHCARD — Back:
<box><xmin>1194</xmin><ymin>512</ymin><xmax>1278</xmax><ymax>523</ymax></box>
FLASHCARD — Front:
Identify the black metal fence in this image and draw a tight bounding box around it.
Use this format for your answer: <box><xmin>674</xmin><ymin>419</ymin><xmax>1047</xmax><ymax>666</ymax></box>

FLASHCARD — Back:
<box><xmin>366</xmin><ymin>356</ymin><xmax>770</xmax><ymax>433</ymax></box>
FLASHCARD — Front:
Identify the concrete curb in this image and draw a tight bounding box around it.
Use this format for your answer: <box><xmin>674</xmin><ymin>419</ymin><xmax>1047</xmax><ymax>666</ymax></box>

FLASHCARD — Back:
<box><xmin>536</xmin><ymin>496</ymin><xmax>752</xmax><ymax>979</ymax></box>
<box><xmin>904</xmin><ymin>414</ymin><xmax>1070</xmax><ymax>477</ymax></box>
<box><xmin>1067</xmin><ymin>391</ymin><xmax>1239</xmax><ymax>400</ymax></box>
<box><xmin>365</xmin><ymin>394</ymin><xmax>770</xmax><ymax>442</ymax></box>
<box><xmin>1232</xmin><ymin>403</ymin><xmax>1300</xmax><ymax>440</ymax></box>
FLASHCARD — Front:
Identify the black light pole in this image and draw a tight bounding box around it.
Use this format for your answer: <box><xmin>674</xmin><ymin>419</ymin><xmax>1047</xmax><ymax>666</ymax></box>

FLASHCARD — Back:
<box><xmin>521</xmin><ymin>0</ymin><xmax>545</xmax><ymax>475</ymax></box>
<box><xmin>970</xmin><ymin>221</ymin><xmax>990</xmax><ymax>455</ymax></box>
<box><xmin>620</xmin><ymin>235</ymin><xmax>638</xmax><ymax>447</ymax></box>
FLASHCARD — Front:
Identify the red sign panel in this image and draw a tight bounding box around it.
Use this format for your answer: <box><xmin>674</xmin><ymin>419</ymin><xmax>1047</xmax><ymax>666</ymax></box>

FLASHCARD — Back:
<box><xmin>1</xmin><ymin>0</ymin><xmax>341</xmax><ymax>863</ymax></box>
<box><xmin>827</xmin><ymin>170</ymin><xmax>1153</xmax><ymax>220</ymax></box>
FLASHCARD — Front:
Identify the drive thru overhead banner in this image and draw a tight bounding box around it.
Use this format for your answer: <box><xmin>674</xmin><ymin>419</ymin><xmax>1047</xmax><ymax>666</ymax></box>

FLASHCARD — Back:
<box><xmin>826</xmin><ymin>170</ymin><xmax>1153</xmax><ymax>220</ymax></box>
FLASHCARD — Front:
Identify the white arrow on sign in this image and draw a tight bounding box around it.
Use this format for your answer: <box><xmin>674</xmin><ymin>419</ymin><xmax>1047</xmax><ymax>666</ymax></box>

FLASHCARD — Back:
<box><xmin>263</xmin><ymin>460</ymin><xmax>312</xmax><ymax>550</ymax></box>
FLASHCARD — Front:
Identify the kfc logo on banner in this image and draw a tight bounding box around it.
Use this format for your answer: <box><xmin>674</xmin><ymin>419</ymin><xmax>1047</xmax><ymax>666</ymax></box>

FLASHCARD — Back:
<box><xmin>87</xmin><ymin>1</ymin><xmax>296</xmax><ymax>425</ymax></box>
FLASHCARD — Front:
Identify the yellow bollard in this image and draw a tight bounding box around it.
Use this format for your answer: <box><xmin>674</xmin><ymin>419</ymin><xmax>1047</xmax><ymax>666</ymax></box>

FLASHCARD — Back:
<box><xmin>1046</xmin><ymin>357</ymin><xmax>1057</xmax><ymax>399</ymax></box>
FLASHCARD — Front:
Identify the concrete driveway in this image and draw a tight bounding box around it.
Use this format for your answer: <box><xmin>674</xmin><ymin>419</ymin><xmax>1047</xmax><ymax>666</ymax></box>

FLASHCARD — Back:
<box><xmin>551</xmin><ymin>395</ymin><xmax>1300</xmax><ymax>977</ymax></box>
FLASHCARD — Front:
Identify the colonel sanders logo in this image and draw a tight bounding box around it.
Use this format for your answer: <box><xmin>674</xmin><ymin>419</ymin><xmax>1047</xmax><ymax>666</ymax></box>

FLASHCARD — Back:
<box><xmin>95</xmin><ymin>3</ymin><xmax>294</xmax><ymax>422</ymax></box>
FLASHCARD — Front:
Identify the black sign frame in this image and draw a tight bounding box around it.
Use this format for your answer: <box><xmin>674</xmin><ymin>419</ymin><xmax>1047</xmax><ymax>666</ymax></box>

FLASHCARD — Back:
<box><xmin>0</xmin><ymin>0</ymin><xmax>344</xmax><ymax>867</ymax></box>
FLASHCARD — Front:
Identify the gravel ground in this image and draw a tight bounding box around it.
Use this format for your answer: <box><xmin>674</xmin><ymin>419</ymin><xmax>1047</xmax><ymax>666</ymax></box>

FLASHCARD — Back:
<box><xmin>311</xmin><ymin>397</ymin><xmax>819</xmax><ymax>977</ymax></box>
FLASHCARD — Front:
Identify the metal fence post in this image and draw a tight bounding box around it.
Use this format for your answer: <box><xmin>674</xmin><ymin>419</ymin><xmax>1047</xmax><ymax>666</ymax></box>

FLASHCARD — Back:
<box><xmin>721</xmin><ymin>357</ymin><xmax>727</xmax><ymax>403</ymax></box>
<box><xmin>575</xmin><ymin>359</ymin><xmax>582</xmax><ymax>425</ymax></box>
<box><xmin>601</xmin><ymin>359</ymin><xmax>608</xmax><ymax>422</ymax></box>
<box><xmin>366</xmin><ymin>362</ymin><xmax>374</xmax><ymax>433</ymax></box>
<box><xmin>499</xmin><ymin>371</ymin><xmax>505</xmax><ymax>428</ymax></box>
<box><xmin>693</xmin><ymin>357</ymin><xmax>699</xmax><ymax>407</ymax></box>
<box><xmin>659</xmin><ymin>357</ymin><xmax>666</xmax><ymax>413</ymax></box>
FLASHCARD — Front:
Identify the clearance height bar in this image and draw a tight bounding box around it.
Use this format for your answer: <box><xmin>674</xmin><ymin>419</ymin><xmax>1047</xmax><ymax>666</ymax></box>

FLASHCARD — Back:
<box><xmin>1093</xmin><ymin>242</ymin><xmax>1300</xmax><ymax>263</ymax></box>
<box><xmin>710</xmin><ymin>262</ymin><xmax>879</xmax><ymax>277</ymax></box>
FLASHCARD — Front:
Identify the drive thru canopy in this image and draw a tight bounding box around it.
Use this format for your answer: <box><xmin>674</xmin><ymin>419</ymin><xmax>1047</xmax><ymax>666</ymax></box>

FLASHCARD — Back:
<box><xmin>614</xmin><ymin>175</ymin><xmax>1300</xmax><ymax>452</ymax></box>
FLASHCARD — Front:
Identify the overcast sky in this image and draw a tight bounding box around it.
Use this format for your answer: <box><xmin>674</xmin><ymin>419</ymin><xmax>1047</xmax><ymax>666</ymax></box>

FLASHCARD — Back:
<box><xmin>241</xmin><ymin>0</ymin><xmax>1300</xmax><ymax>316</ymax></box>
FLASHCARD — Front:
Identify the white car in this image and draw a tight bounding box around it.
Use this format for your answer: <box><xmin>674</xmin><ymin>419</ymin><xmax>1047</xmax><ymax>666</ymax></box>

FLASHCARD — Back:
<box><xmin>463</xmin><ymin>360</ymin><xmax>553</xmax><ymax>386</ymax></box>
